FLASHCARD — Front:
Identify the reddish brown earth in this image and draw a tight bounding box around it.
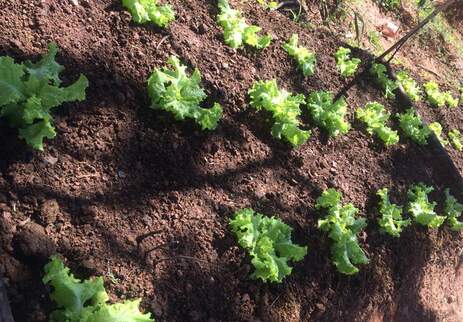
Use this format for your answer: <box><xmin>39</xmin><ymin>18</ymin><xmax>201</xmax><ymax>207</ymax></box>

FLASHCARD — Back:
<box><xmin>1</xmin><ymin>1</ymin><xmax>463</xmax><ymax>321</ymax></box>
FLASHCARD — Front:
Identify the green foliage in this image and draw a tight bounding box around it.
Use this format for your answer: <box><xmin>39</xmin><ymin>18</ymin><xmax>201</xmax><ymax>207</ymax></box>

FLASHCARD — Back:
<box><xmin>396</xmin><ymin>71</ymin><xmax>421</xmax><ymax>102</ymax></box>
<box><xmin>376</xmin><ymin>0</ymin><xmax>401</xmax><ymax>10</ymax></box>
<box><xmin>306</xmin><ymin>91</ymin><xmax>350</xmax><ymax>137</ymax></box>
<box><xmin>249</xmin><ymin>79</ymin><xmax>310</xmax><ymax>147</ymax></box>
<box><xmin>147</xmin><ymin>55</ymin><xmax>222</xmax><ymax>130</ymax></box>
<box><xmin>369</xmin><ymin>63</ymin><xmax>398</xmax><ymax>99</ymax></box>
<box><xmin>449</xmin><ymin>129</ymin><xmax>463</xmax><ymax>151</ymax></box>
<box><xmin>256</xmin><ymin>0</ymin><xmax>278</xmax><ymax>9</ymax></box>
<box><xmin>334</xmin><ymin>47</ymin><xmax>361</xmax><ymax>78</ymax></box>
<box><xmin>43</xmin><ymin>256</ymin><xmax>154</xmax><ymax>322</ymax></box>
<box><xmin>0</xmin><ymin>43</ymin><xmax>88</xmax><ymax>150</ymax></box>
<box><xmin>444</xmin><ymin>189</ymin><xmax>463</xmax><ymax>231</ymax></box>
<box><xmin>229</xmin><ymin>208</ymin><xmax>308</xmax><ymax>283</ymax></box>
<box><xmin>283</xmin><ymin>34</ymin><xmax>317</xmax><ymax>77</ymax></box>
<box><xmin>407</xmin><ymin>183</ymin><xmax>445</xmax><ymax>228</ymax></box>
<box><xmin>397</xmin><ymin>109</ymin><xmax>431</xmax><ymax>145</ymax></box>
<box><xmin>121</xmin><ymin>0</ymin><xmax>175</xmax><ymax>27</ymax></box>
<box><xmin>424</xmin><ymin>81</ymin><xmax>458</xmax><ymax>108</ymax></box>
<box><xmin>355</xmin><ymin>102</ymin><xmax>399</xmax><ymax>146</ymax></box>
<box><xmin>376</xmin><ymin>188</ymin><xmax>411</xmax><ymax>237</ymax></box>
<box><xmin>316</xmin><ymin>189</ymin><xmax>369</xmax><ymax>275</ymax></box>
<box><xmin>217</xmin><ymin>0</ymin><xmax>271</xmax><ymax>49</ymax></box>
<box><xmin>428</xmin><ymin>122</ymin><xmax>448</xmax><ymax>145</ymax></box>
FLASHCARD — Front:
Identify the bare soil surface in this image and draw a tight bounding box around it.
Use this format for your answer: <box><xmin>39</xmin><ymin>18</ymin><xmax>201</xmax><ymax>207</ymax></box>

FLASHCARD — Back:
<box><xmin>1</xmin><ymin>1</ymin><xmax>463</xmax><ymax>321</ymax></box>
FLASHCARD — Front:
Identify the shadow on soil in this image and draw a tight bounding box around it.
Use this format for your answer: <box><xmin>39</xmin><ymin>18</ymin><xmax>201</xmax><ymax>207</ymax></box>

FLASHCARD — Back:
<box><xmin>0</xmin><ymin>41</ymin><xmax>461</xmax><ymax>322</ymax></box>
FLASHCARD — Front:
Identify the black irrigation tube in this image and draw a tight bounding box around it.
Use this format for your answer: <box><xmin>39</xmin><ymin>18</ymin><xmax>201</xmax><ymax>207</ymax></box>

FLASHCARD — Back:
<box><xmin>335</xmin><ymin>0</ymin><xmax>463</xmax><ymax>191</ymax></box>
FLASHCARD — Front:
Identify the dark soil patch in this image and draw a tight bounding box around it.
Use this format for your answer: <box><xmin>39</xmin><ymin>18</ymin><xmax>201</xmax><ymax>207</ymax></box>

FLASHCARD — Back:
<box><xmin>1</xmin><ymin>1</ymin><xmax>463</xmax><ymax>321</ymax></box>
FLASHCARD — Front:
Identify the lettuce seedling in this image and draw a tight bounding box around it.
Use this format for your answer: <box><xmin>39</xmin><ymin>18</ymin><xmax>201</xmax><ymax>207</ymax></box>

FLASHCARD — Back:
<box><xmin>249</xmin><ymin>79</ymin><xmax>310</xmax><ymax>147</ymax></box>
<box><xmin>377</xmin><ymin>188</ymin><xmax>411</xmax><ymax>237</ymax></box>
<box><xmin>316</xmin><ymin>189</ymin><xmax>369</xmax><ymax>275</ymax></box>
<box><xmin>334</xmin><ymin>47</ymin><xmax>361</xmax><ymax>78</ymax></box>
<box><xmin>407</xmin><ymin>183</ymin><xmax>445</xmax><ymax>228</ymax></box>
<box><xmin>283</xmin><ymin>34</ymin><xmax>317</xmax><ymax>77</ymax></box>
<box><xmin>428</xmin><ymin>122</ymin><xmax>448</xmax><ymax>145</ymax></box>
<box><xmin>306</xmin><ymin>91</ymin><xmax>350</xmax><ymax>137</ymax></box>
<box><xmin>122</xmin><ymin>0</ymin><xmax>175</xmax><ymax>27</ymax></box>
<box><xmin>147</xmin><ymin>56</ymin><xmax>222</xmax><ymax>130</ymax></box>
<box><xmin>424</xmin><ymin>81</ymin><xmax>458</xmax><ymax>108</ymax></box>
<box><xmin>369</xmin><ymin>63</ymin><xmax>398</xmax><ymax>99</ymax></box>
<box><xmin>256</xmin><ymin>0</ymin><xmax>278</xmax><ymax>9</ymax></box>
<box><xmin>444</xmin><ymin>189</ymin><xmax>463</xmax><ymax>231</ymax></box>
<box><xmin>217</xmin><ymin>0</ymin><xmax>271</xmax><ymax>49</ymax></box>
<box><xmin>397</xmin><ymin>109</ymin><xmax>431</xmax><ymax>145</ymax></box>
<box><xmin>229</xmin><ymin>208</ymin><xmax>308</xmax><ymax>283</ymax></box>
<box><xmin>449</xmin><ymin>129</ymin><xmax>463</xmax><ymax>151</ymax></box>
<box><xmin>356</xmin><ymin>102</ymin><xmax>399</xmax><ymax>146</ymax></box>
<box><xmin>0</xmin><ymin>43</ymin><xmax>88</xmax><ymax>150</ymax></box>
<box><xmin>43</xmin><ymin>256</ymin><xmax>153</xmax><ymax>322</ymax></box>
<box><xmin>396</xmin><ymin>71</ymin><xmax>421</xmax><ymax>102</ymax></box>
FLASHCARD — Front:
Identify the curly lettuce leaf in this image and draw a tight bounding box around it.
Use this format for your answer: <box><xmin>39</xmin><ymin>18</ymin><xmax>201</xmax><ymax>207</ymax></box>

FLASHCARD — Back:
<box><xmin>229</xmin><ymin>208</ymin><xmax>308</xmax><ymax>283</ymax></box>
<box><xmin>377</xmin><ymin>188</ymin><xmax>411</xmax><ymax>237</ymax></box>
<box><xmin>369</xmin><ymin>63</ymin><xmax>398</xmax><ymax>99</ymax></box>
<box><xmin>0</xmin><ymin>43</ymin><xmax>88</xmax><ymax>150</ymax></box>
<box><xmin>449</xmin><ymin>129</ymin><xmax>463</xmax><ymax>151</ymax></box>
<box><xmin>217</xmin><ymin>0</ymin><xmax>271</xmax><ymax>49</ymax></box>
<box><xmin>428</xmin><ymin>122</ymin><xmax>448</xmax><ymax>146</ymax></box>
<box><xmin>335</xmin><ymin>47</ymin><xmax>361</xmax><ymax>78</ymax></box>
<box><xmin>122</xmin><ymin>0</ymin><xmax>175</xmax><ymax>27</ymax></box>
<box><xmin>84</xmin><ymin>300</ymin><xmax>153</xmax><ymax>322</ymax></box>
<box><xmin>0</xmin><ymin>56</ymin><xmax>26</xmax><ymax>105</ymax></box>
<box><xmin>307</xmin><ymin>90</ymin><xmax>350</xmax><ymax>137</ymax></box>
<box><xmin>283</xmin><ymin>34</ymin><xmax>317</xmax><ymax>77</ymax></box>
<box><xmin>147</xmin><ymin>55</ymin><xmax>222</xmax><ymax>130</ymax></box>
<box><xmin>249</xmin><ymin>79</ymin><xmax>310</xmax><ymax>147</ymax></box>
<box><xmin>396</xmin><ymin>71</ymin><xmax>421</xmax><ymax>102</ymax></box>
<box><xmin>444</xmin><ymin>189</ymin><xmax>463</xmax><ymax>231</ymax></box>
<box><xmin>397</xmin><ymin>109</ymin><xmax>431</xmax><ymax>145</ymax></box>
<box><xmin>424</xmin><ymin>81</ymin><xmax>458</xmax><ymax>108</ymax></box>
<box><xmin>407</xmin><ymin>183</ymin><xmax>445</xmax><ymax>228</ymax></box>
<box><xmin>316</xmin><ymin>189</ymin><xmax>369</xmax><ymax>275</ymax></box>
<box><xmin>356</xmin><ymin>102</ymin><xmax>399</xmax><ymax>146</ymax></box>
<box><xmin>43</xmin><ymin>256</ymin><xmax>109</xmax><ymax>322</ymax></box>
<box><xmin>44</xmin><ymin>256</ymin><xmax>154</xmax><ymax>322</ymax></box>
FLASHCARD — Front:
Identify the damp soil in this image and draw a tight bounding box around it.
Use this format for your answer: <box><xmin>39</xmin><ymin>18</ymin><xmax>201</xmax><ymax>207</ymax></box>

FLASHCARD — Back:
<box><xmin>1</xmin><ymin>1</ymin><xmax>463</xmax><ymax>321</ymax></box>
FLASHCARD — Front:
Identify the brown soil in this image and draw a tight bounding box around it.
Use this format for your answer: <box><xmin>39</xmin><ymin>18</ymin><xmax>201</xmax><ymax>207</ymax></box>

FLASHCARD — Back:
<box><xmin>1</xmin><ymin>1</ymin><xmax>463</xmax><ymax>322</ymax></box>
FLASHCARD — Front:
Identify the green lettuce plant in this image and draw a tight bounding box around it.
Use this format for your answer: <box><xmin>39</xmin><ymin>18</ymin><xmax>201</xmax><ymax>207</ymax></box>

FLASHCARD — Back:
<box><xmin>444</xmin><ymin>189</ymin><xmax>463</xmax><ymax>231</ymax></box>
<box><xmin>355</xmin><ymin>102</ymin><xmax>399</xmax><ymax>146</ymax></box>
<box><xmin>449</xmin><ymin>129</ymin><xmax>462</xmax><ymax>151</ymax></box>
<box><xmin>122</xmin><ymin>0</ymin><xmax>175</xmax><ymax>27</ymax></box>
<box><xmin>397</xmin><ymin>109</ymin><xmax>431</xmax><ymax>145</ymax></box>
<box><xmin>316</xmin><ymin>189</ymin><xmax>369</xmax><ymax>275</ymax></box>
<box><xmin>377</xmin><ymin>188</ymin><xmax>411</xmax><ymax>237</ymax></box>
<box><xmin>217</xmin><ymin>0</ymin><xmax>271</xmax><ymax>49</ymax></box>
<box><xmin>0</xmin><ymin>43</ymin><xmax>88</xmax><ymax>150</ymax></box>
<box><xmin>424</xmin><ymin>81</ymin><xmax>458</xmax><ymax>108</ymax></box>
<box><xmin>229</xmin><ymin>208</ymin><xmax>308</xmax><ymax>283</ymax></box>
<box><xmin>43</xmin><ymin>256</ymin><xmax>154</xmax><ymax>322</ymax></box>
<box><xmin>428</xmin><ymin>122</ymin><xmax>448</xmax><ymax>145</ymax></box>
<box><xmin>396</xmin><ymin>71</ymin><xmax>421</xmax><ymax>102</ymax></box>
<box><xmin>335</xmin><ymin>47</ymin><xmax>361</xmax><ymax>78</ymax></box>
<box><xmin>147</xmin><ymin>55</ymin><xmax>222</xmax><ymax>130</ymax></box>
<box><xmin>283</xmin><ymin>34</ymin><xmax>317</xmax><ymax>77</ymax></box>
<box><xmin>249</xmin><ymin>79</ymin><xmax>310</xmax><ymax>147</ymax></box>
<box><xmin>369</xmin><ymin>63</ymin><xmax>398</xmax><ymax>99</ymax></box>
<box><xmin>407</xmin><ymin>183</ymin><xmax>445</xmax><ymax>228</ymax></box>
<box><xmin>306</xmin><ymin>91</ymin><xmax>350</xmax><ymax>137</ymax></box>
